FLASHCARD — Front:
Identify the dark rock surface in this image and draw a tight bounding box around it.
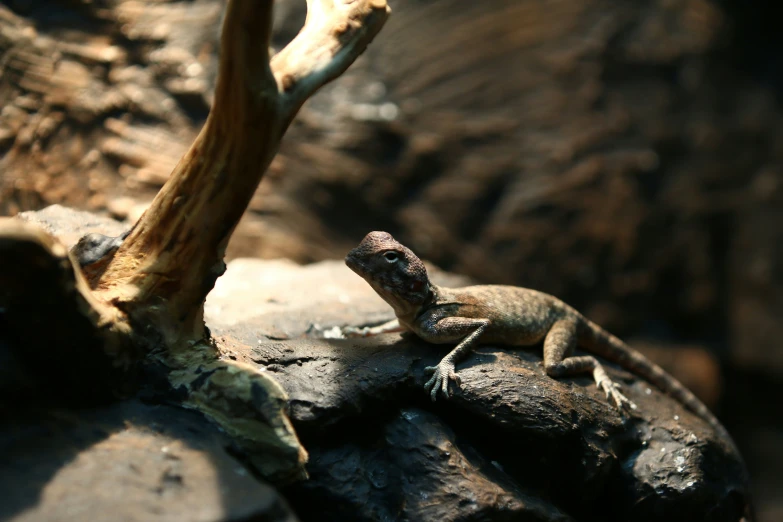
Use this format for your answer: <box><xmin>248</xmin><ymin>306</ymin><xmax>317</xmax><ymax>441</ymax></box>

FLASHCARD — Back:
<box><xmin>209</xmin><ymin>258</ymin><xmax>750</xmax><ymax>522</ymax></box>
<box><xmin>0</xmin><ymin>401</ymin><xmax>297</xmax><ymax>522</ymax></box>
<box><xmin>1</xmin><ymin>209</ymin><xmax>751</xmax><ymax>521</ymax></box>
<box><xmin>288</xmin><ymin>408</ymin><xmax>574</xmax><ymax>522</ymax></box>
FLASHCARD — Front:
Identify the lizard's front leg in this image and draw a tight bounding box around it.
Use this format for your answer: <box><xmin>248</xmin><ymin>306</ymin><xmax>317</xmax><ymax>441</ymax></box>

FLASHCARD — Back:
<box><xmin>422</xmin><ymin>317</ymin><xmax>489</xmax><ymax>401</ymax></box>
<box><xmin>543</xmin><ymin>318</ymin><xmax>636</xmax><ymax>411</ymax></box>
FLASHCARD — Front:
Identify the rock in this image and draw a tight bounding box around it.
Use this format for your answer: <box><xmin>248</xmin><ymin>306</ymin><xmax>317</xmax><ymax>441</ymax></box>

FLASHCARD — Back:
<box><xmin>17</xmin><ymin>204</ymin><xmax>130</xmax><ymax>250</ymax></box>
<box><xmin>4</xmin><ymin>4</ymin><xmax>780</xmax><ymax>510</ymax></box>
<box><xmin>1</xmin><ymin>213</ymin><xmax>310</xmax><ymax>485</ymax></box>
<box><xmin>0</xmin><ymin>216</ymin><xmax>131</xmax><ymax>402</ymax></box>
<box><xmin>0</xmin><ymin>400</ymin><xmax>298</xmax><ymax>522</ymax></box>
<box><xmin>204</xmin><ymin>257</ymin><xmax>470</xmax><ymax>339</ymax></box>
<box><xmin>286</xmin><ymin>409</ymin><xmax>574</xmax><ymax>522</ymax></box>
<box><xmin>1</xmin><ymin>206</ymin><xmax>753</xmax><ymax>520</ymax></box>
<box><xmin>211</xmin><ymin>256</ymin><xmax>750</xmax><ymax>522</ymax></box>
<box><xmin>235</xmin><ymin>335</ymin><xmax>748</xmax><ymax>521</ymax></box>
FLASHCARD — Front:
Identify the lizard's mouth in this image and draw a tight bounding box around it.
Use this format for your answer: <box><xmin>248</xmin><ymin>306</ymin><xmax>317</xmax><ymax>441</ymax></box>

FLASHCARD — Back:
<box><xmin>344</xmin><ymin>253</ymin><xmax>365</xmax><ymax>276</ymax></box>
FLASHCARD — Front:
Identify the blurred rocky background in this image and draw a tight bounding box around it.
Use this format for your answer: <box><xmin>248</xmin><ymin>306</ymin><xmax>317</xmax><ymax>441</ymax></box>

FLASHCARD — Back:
<box><xmin>1</xmin><ymin>0</ymin><xmax>781</xmax><ymax>520</ymax></box>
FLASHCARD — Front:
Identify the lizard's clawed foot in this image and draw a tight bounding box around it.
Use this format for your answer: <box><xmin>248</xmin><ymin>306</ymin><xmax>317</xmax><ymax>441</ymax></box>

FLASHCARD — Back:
<box><xmin>594</xmin><ymin>367</ymin><xmax>637</xmax><ymax>411</ymax></box>
<box><xmin>424</xmin><ymin>362</ymin><xmax>461</xmax><ymax>401</ymax></box>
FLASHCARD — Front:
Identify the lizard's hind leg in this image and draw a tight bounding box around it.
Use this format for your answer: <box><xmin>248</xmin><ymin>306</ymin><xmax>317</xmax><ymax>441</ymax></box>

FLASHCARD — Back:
<box><xmin>543</xmin><ymin>319</ymin><xmax>636</xmax><ymax>411</ymax></box>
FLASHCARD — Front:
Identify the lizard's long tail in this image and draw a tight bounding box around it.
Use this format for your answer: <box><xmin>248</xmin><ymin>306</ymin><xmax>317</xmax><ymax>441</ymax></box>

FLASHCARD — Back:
<box><xmin>578</xmin><ymin>317</ymin><xmax>734</xmax><ymax>445</ymax></box>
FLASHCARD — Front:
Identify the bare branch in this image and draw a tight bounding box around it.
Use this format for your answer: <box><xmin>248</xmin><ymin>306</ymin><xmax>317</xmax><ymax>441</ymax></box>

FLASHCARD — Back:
<box><xmin>272</xmin><ymin>0</ymin><xmax>391</xmax><ymax>119</ymax></box>
<box><xmin>0</xmin><ymin>0</ymin><xmax>388</xmax><ymax>481</ymax></box>
<box><xmin>93</xmin><ymin>0</ymin><xmax>389</xmax><ymax>342</ymax></box>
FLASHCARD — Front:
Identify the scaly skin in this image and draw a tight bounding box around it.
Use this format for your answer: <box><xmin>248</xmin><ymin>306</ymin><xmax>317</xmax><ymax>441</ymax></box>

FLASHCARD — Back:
<box><xmin>345</xmin><ymin>231</ymin><xmax>732</xmax><ymax>443</ymax></box>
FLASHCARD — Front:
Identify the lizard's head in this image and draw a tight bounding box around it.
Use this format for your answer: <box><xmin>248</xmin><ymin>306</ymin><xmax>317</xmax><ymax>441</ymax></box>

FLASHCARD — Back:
<box><xmin>345</xmin><ymin>231</ymin><xmax>430</xmax><ymax>311</ymax></box>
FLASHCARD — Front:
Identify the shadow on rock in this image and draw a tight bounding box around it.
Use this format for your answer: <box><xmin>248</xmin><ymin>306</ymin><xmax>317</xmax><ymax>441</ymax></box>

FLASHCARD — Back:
<box><xmin>286</xmin><ymin>408</ymin><xmax>573</xmax><ymax>521</ymax></box>
<box><xmin>0</xmin><ymin>400</ymin><xmax>296</xmax><ymax>522</ymax></box>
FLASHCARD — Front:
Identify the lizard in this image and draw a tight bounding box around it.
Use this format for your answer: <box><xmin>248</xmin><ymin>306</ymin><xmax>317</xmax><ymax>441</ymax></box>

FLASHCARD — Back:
<box><xmin>344</xmin><ymin>230</ymin><xmax>733</xmax><ymax>442</ymax></box>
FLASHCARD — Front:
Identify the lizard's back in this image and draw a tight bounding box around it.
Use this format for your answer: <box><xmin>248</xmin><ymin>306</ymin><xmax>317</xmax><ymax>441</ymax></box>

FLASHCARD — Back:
<box><xmin>433</xmin><ymin>284</ymin><xmax>573</xmax><ymax>346</ymax></box>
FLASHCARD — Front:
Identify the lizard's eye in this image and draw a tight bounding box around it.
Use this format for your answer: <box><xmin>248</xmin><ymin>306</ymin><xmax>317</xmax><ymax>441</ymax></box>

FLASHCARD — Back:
<box><xmin>383</xmin><ymin>252</ymin><xmax>399</xmax><ymax>263</ymax></box>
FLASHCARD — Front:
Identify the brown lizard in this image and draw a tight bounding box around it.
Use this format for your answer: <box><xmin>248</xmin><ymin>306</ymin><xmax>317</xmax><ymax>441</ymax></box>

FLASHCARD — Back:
<box><xmin>344</xmin><ymin>231</ymin><xmax>731</xmax><ymax>440</ymax></box>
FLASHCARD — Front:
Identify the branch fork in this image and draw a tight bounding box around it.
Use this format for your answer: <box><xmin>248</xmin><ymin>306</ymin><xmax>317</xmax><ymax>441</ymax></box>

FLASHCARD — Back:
<box><xmin>89</xmin><ymin>0</ymin><xmax>389</xmax><ymax>342</ymax></box>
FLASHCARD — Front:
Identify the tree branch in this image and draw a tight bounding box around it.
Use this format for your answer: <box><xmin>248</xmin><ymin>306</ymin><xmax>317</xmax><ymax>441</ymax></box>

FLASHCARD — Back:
<box><xmin>272</xmin><ymin>0</ymin><xmax>391</xmax><ymax>120</ymax></box>
<box><xmin>1</xmin><ymin>0</ymin><xmax>387</xmax><ymax>482</ymax></box>
<box><xmin>93</xmin><ymin>0</ymin><xmax>390</xmax><ymax>343</ymax></box>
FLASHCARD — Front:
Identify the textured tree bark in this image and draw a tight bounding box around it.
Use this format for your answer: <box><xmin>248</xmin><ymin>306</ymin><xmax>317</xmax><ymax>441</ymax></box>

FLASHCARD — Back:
<box><xmin>92</xmin><ymin>0</ymin><xmax>389</xmax><ymax>344</ymax></box>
